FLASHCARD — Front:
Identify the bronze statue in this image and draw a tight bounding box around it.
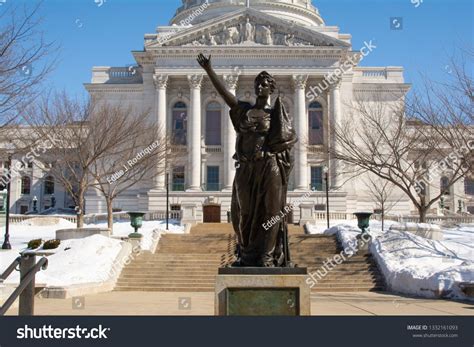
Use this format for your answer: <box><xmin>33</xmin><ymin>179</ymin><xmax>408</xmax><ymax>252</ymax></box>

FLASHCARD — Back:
<box><xmin>197</xmin><ymin>54</ymin><xmax>297</xmax><ymax>267</ymax></box>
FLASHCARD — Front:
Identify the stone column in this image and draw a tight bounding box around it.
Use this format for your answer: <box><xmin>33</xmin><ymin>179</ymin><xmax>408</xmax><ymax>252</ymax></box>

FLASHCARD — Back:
<box><xmin>187</xmin><ymin>74</ymin><xmax>203</xmax><ymax>191</ymax></box>
<box><xmin>330</xmin><ymin>80</ymin><xmax>342</xmax><ymax>189</ymax></box>
<box><xmin>222</xmin><ymin>74</ymin><xmax>239</xmax><ymax>191</ymax></box>
<box><xmin>153</xmin><ymin>74</ymin><xmax>168</xmax><ymax>191</ymax></box>
<box><xmin>293</xmin><ymin>75</ymin><xmax>309</xmax><ymax>191</ymax></box>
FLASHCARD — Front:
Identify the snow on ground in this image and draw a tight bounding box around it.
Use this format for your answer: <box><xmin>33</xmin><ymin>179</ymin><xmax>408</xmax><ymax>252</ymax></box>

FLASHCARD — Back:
<box><xmin>307</xmin><ymin>220</ymin><xmax>474</xmax><ymax>301</ymax></box>
<box><xmin>4</xmin><ymin>235</ymin><xmax>124</xmax><ymax>286</ymax></box>
<box><xmin>0</xmin><ymin>218</ymin><xmax>185</xmax><ymax>287</ymax></box>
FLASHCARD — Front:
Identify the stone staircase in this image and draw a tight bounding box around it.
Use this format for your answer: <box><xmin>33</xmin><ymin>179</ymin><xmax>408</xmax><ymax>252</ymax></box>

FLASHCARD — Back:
<box><xmin>290</xmin><ymin>234</ymin><xmax>385</xmax><ymax>292</ymax></box>
<box><xmin>114</xmin><ymin>223</ymin><xmax>385</xmax><ymax>292</ymax></box>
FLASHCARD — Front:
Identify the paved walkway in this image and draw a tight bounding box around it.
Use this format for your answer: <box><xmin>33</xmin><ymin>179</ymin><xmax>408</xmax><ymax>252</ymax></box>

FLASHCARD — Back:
<box><xmin>5</xmin><ymin>291</ymin><xmax>473</xmax><ymax>316</ymax></box>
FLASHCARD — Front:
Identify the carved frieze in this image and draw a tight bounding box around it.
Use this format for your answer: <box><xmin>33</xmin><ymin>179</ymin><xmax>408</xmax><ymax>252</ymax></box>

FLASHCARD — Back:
<box><xmin>168</xmin><ymin>15</ymin><xmax>325</xmax><ymax>48</ymax></box>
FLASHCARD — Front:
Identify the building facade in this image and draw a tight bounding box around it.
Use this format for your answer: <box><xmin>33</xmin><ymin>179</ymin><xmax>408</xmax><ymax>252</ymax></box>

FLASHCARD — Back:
<box><xmin>2</xmin><ymin>0</ymin><xmax>472</xmax><ymax>220</ymax></box>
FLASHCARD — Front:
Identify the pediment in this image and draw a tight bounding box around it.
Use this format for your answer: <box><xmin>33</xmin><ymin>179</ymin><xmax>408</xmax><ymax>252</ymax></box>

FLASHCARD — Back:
<box><xmin>149</xmin><ymin>8</ymin><xmax>350</xmax><ymax>49</ymax></box>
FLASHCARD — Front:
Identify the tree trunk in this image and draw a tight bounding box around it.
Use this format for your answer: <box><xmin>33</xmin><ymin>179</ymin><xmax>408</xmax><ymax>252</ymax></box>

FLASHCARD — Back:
<box><xmin>418</xmin><ymin>207</ymin><xmax>428</xmax><ymax>223</ymax></box>
<box><xmin>381</xmin><ymin>208</ymin><xmax>385</xmax><ymax>231</ymax></box>
<box><xmin>76</xmin><ymin>189</ymin><xmax>85</xmax><ymax>228</ymax></box>
<box><xmin>106</xmin><ymin>197</ymin><xmax>114</xmax><ymax>232</ymax></box>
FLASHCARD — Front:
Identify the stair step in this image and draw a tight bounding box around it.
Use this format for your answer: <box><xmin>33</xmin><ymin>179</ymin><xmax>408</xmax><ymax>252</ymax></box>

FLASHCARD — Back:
<box><xmin>115</xmin><ymin>223</ymin><xmax>385</xmax><ymax>293</ymax></box>
<box><xmin>114</xmin><ymin>286</ymin><xmax>214</xmax><ymax>292</ymax></box>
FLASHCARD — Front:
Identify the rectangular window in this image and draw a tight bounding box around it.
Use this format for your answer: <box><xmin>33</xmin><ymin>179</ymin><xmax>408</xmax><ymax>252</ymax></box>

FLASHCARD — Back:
<box><xmin>206</xmin><ymin>110</ymin><xmax>221</xmax><ymax>145</ymax></box>
<box><xmin>172</xmin><ymin>111</ymin><xmax>187</xmax><ymax>145</ymax></box>
<box><xmin>465</xmin><ymin>179</ymin><xmax>474</xmax><ymax>196</ymax></box>
<box><xmin>311</xmin><ymin>167</ymin><xmax>323</xmax><ymax>191</ymax></box>
<box><xmin>170</xmin><ymin>204</ymin><xmax>181</xmax><ymax>211</ymax></box>
<box><xmin>206</xmin><ymin>166</ymin><xmax>220</xmax><ymax>191</ymax></box>
<box><xmin>172</xmin><ymin>166</ymin><xmax>185</xmax><ymax>191</ymax></box>
<box><xmin>309</xmin><ymin>111</ymin><xmax>324</xmax><ymax>145</ymax></box>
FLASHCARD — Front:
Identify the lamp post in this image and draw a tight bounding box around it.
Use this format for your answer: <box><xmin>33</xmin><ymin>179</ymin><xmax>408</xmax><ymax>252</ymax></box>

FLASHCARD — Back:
<box><xmin>2</xmin><ymin>155</ymin><xmax>12</xmax><ymax>250</ymax></box>
<box><xmin>323</xmin><ymin>165</ymin><xmax>330</xmax><ymax>229</ymax></box>
<box><xmin>32</xmin><ymin>196</ymin><xmax>38</xmax><ymax>213</ymax></box>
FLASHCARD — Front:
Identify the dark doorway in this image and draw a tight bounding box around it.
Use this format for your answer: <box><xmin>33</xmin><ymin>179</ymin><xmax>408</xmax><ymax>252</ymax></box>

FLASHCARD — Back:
<box><xmin>203</xmin><ymin>204</ymin><xmax>221</xmax><ymax>223</ymax></box>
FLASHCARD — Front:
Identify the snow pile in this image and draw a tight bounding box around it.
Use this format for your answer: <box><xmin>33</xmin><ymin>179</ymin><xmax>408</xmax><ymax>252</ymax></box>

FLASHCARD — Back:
<box><xmin>371</xmin><ymin>229</ymin><xmax>473</xmax><ymax>300</ymax></box>
<box><xmin>307</xmin><ymin>220</ymin><xmax>474</xmax><ymax>300</ymax></box>
<box><xmin>5</xmin><ymin>235</ymin><xmax>124</xmax><ymax>286</ymax></box>
<box><xmin>0</xmin><ymin>219</ymin><xmax>185</xmax><ymax>288</ymax></box>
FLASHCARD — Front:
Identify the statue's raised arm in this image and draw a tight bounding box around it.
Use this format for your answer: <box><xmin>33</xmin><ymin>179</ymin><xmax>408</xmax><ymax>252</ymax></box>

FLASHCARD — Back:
<box><xmin>197</xmin><ymin>54</ymin><xmax>238</xmax><ymax>109</ymax></box>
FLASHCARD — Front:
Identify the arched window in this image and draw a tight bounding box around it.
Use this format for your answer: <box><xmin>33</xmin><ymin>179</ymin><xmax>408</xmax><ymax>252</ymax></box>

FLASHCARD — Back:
<box><xmin>44</xmin><ymin>176</ymin><xmax>55</xmax><ymax>195</ymax></box>
<box><xmin>21</xmin><ymin>176</ymin><xmax>31</xmax><ymax>195</ymax></box>
<box><xmin>440</xmin><ymin>176</ymin><xmax>450</xmax><ymax>195</ymax></box>
<box><xmin>205</xmin><ymin>102</ymin><xmax>222</xmax><ymax>146</ymax></box>
<box><xmin>172</xmin><ymin>102</ymin><xmax>187</xmax><ymax>145</ymax></box>
<box><xmin>308</xmin><ymin>102</ymin><xmax>324</xmax><ymax>145</ymax></box>
<box><xmin>465</xmin><ymin>178</ymin><xmax>474</xmax><ymax>196</ymax></box>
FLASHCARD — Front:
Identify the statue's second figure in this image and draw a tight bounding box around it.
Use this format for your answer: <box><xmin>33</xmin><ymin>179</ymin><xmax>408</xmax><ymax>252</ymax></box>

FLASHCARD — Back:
<box><xmin>198</xmin><ymin>54</ymin><xmax>298</xmax><ymax>267</ymax></box>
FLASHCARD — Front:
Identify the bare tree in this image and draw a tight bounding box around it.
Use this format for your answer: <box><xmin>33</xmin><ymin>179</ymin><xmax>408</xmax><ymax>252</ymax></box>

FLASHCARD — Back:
<box><xmin>17</xmin><ymin>93</ymin><xmax>164</xmax><ymax>228</ymax></box>
<box><xmin>0</xmin><ymin>2</ymin><xmax>55</xmax><ymax>127</ymax></box>
<box><xmin>364</xmin><ymin>175</ymin><xmax>403</xmax><ymax>230</ymax></box>
<box><xmin>334</xmin><ymin>72</ymin><xmax>472</xmax><ymax>222</ymax></box>
<box><xmin>88</xmin><ymin>116</ymin><xmax>172</xmax><ymax>231</ymax></box>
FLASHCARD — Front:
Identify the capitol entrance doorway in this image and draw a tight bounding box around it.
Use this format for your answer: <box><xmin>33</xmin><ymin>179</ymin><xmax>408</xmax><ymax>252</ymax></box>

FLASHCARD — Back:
<box><xmin>203</xmin><ymin>204</ymin><xmax>221</xmax><ymax>223</ymax></box>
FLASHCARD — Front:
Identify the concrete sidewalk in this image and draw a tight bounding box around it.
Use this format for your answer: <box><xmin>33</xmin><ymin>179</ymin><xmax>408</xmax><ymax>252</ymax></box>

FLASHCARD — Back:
<box><xmin>5</xmin><ymin>291</ymin><xmax>473</xmax><ymax>316</ymax></box>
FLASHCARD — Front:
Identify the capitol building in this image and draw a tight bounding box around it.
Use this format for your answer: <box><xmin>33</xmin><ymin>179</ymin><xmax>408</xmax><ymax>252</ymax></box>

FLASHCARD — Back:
<box><xmin>3</xmin><ymin>0</ymin><xmax>472</xmax><ymax>222</ymax></box>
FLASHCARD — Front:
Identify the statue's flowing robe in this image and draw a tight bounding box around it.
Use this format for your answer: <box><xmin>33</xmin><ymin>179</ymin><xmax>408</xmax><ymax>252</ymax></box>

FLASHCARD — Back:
<box><xmin>230</xmin><ymin>97</ymin><xmax>297</xmax><ymax>266</ymax></box>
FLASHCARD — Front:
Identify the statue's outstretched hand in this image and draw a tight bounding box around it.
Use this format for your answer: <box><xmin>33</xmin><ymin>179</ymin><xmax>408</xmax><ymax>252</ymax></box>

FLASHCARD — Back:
<box><xmin>197</xmin><ymin>53</ymin><xmax>212</xmax><ymax>71</ymax></box>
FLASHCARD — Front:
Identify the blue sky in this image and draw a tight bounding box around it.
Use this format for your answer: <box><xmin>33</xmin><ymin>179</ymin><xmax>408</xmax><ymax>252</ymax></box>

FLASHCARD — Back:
<box><xmin>6</xmin><ymin>0</ymin><xmax>473</xmax><ymax>97</ymax></box>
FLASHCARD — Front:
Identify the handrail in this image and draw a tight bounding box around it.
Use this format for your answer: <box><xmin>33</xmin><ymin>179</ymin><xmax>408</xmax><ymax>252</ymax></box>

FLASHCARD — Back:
<box><xmin>0</xmin><ymin>255</ymin><xmax>48</xmax><ymax>316</ymax></box>
<box><xmin>0</xmin><ymin>256</ymin><xmax>21</xmax><ymax>280</ymax></box>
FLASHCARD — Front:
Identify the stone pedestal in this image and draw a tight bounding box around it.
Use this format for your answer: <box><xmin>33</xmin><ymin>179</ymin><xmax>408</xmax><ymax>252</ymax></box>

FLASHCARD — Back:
<box><xmin>56</xmin><ymin>228</ymin><xmax>110</xmax><ymax>241</ymax></box>
<box><xmin>299</xmin><ymin>202</ymin><xmax>314</xmax><ymax>225</ymax></box>
<box><xmin>180</xmin><ymin>203</ymin><xmax>198</xmax><ymax>226</ymax></box>
<box><xmin>215</xmin><ymin>268</ymin><xmax>310</xmax><ymax>316</ymax></box>
<box><xmin>356</xmin><ymin>233</ymin><xmax>372</xmax><ymax>252</ymax></box>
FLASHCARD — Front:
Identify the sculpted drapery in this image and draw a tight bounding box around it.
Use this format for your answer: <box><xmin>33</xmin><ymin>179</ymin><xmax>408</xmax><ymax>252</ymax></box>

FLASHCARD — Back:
<box><xmin>197</xmin><ymin>54</ymin><xmax>297</xmax><ymax>267</ymax></box>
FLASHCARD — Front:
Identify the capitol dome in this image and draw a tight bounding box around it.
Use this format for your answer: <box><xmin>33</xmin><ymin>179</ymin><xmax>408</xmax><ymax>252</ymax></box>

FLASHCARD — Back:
<box><xmin>170</xmin><ymin>0</ymin><xmax>325</xmax><ymax>27</ymax></box>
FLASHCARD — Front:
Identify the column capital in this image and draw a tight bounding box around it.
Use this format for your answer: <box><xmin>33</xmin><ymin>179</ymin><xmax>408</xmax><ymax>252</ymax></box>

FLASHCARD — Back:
<box><xmin>223</xmin><ymin>74</ymin><xmax>239</xmax><ymax>90</ymax></box>
<box><xmin>329</xmin><ymin>78</ymin><xmax>342</xmax><ymax>91</ymax></box>
<box><xmin>153</xmin><ymin>74</ymin><xmax>169</xmax><ymax>89</ymax></box>
<box><xmin>292</xmin><ymin>75</ymin><xmax>309</xmax><ymax>90</ymax></box>
<box><xmin>187</xmin><ymin>74</ymin><xmax>204</xmax><ymax>89</ymax></box>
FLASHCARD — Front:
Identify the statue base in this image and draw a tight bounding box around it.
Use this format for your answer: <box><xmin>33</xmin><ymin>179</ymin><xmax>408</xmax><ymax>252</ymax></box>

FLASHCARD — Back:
<box><xmin>215</xmin><ymin>267</ymin><xmax>310</xmax><ymax>316</ymax></box>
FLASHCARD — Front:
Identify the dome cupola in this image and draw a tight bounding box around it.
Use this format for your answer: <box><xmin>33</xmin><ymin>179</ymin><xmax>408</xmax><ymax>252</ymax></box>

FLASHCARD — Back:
<box><xmin>171</xmin><ymin>0</ymin><xmax>325</xmax><ymax>27</ymax></box>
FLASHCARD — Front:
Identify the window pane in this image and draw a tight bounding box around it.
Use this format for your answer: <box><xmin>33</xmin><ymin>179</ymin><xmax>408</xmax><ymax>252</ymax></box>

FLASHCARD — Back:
<box><xmin>311</xmin><ymin>167</ymin><xmax>323</xmax><ymax>191</ymax></box>
<box><xmin>206</xmin><ymin>109</ymin><xmax>221</xmax><ymax>145</ymax></box>
<box><xmin>206</xmin><ymin>166</ymin><xmax>219</xmax><ymax>191</ymax></box>
<box><xmin>172</xmin><ymin>110</ymin><xmax>187</xmax><ymax>145</ymax></box>
<box><xmin>44</xmin><ymin>176</ymin><xmax>55</xmax><ymax>195</ymax></box>
<box><xmin>308</xmin><ymin>107</ymin><xmax>323</xmax><ymax>145</ymax></box>
<box><xmin>21</xmin><ymin>176</ymin><xmax>31</xmax><ymax>195</ymax></box>
<box><xmin>441</xmin><ymin>177</ymin><xmax>450</xmax><ymax>195</ymax></box>
<box><xmin>172</xmin><ymin>166</ymin><xmax>185</xmax><ymax>191</ymax></box>
<box><xmin>465</xmin><ymin>179</ymin><xmax>474</xmax><ymax>196</ymax></box>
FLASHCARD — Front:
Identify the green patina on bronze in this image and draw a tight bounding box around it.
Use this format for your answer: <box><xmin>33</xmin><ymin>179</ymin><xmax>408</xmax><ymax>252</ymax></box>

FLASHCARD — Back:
<box><xmin>226</xmin><ymin>288</ymin><xmax>299</xmax><ymax>316</ymax></box>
